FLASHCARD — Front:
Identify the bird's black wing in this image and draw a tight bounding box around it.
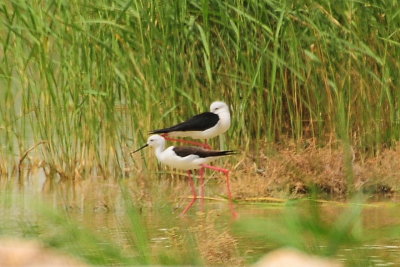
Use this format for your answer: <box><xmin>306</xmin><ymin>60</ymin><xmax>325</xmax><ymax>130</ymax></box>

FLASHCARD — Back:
<box><xmin>173</xmin><ymin>146</ymin><xmax>236</xmax><ymax>158</ymax></box>
<box><xmin>151</xmin><ymin>112</ymin><xmax>219</xmax><ymax>134</ymax></box>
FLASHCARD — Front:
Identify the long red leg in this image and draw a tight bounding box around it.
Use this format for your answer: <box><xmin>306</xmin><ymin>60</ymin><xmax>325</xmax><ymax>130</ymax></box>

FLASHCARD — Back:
<box><xmin>180</xmin><ymin>170</ymin><xmax>197</xmax><ymax>216</ymax></box>
<box><xmin>201</xmin><ymin>164</ymin><xmax>238</xmax><ymax>218</ymax></box>
<box><xmin>199</xmin><ymin>167</ymin><xmax>205</xmax><ymax>211</ymax></box>
<box><xmin>161</xmin><ymin>134</ymin><xmax>212</xmax><ymax>150</ymax></box>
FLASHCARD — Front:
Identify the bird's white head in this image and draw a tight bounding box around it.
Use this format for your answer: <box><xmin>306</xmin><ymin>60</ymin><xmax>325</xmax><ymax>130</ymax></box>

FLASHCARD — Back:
<box><xmin>209</xmin><ymin>101</ymin><xmax>231</xmax><ymax>134</ymax></box>
<box><xmin>147</xmin><ymin>134</ymin><xmax>165</xmax><ymax>148</ymax></box>
<box><xmin>131</xmin><ymin>134</ymin><xmax>166</xmax><ymax>154</ymax></box>
<box><xmin>210</xmin><ymin>101</ymin><xmax>229</xmax><ymax>116</ymax></box>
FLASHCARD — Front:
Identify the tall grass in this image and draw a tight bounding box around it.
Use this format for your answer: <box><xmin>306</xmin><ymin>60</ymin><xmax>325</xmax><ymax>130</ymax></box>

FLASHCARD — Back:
<box><xmin>1</xmin><ymin>0</ymin><xmax>399</xmax><ymax>177</ymax></box>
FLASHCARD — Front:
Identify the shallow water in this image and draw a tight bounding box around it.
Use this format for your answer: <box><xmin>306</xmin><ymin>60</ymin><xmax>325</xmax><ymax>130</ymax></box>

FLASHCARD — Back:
<box><xmin>235</xmin><ymin>202</ymin><xmax>400</xmax><ymax>266</ymax></box>
<box><xmin>65</xmin><ymin>199</ymin><xmax>400</xmax><ymax>266</ymax></box>
<box><xmin>1</xmin><ymin>174</ymin><xmax>400</xmax><ymax>266</ymax></box>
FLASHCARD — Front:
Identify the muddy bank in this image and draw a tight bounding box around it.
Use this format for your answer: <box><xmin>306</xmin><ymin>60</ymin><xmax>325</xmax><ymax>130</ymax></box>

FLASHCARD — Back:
<box><xmin>2</xmin><ymin>142</ymin><xmax>400</xmax><ymax>204</ymax></box>
<box><xmin>233</xmin><ymin>142</ymin><xmax>400</xmax><ymax>199</ymax></box>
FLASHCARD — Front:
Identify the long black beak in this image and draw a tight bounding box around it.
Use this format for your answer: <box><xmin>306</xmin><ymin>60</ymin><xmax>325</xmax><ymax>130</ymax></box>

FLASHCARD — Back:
<box><xmin>131</xmin><ymin>144</ymin><xmax>149</xmax><ymax>154</ymax></box>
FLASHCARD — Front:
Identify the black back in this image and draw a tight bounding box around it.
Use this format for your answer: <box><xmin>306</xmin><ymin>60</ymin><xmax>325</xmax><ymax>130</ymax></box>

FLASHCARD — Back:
<box><xmin>173</xmin><ymin>146</ymin><xmax>235</xmax><ymax>158</ymax></box>
<box><xmin>151</xmin><ymin>112</ymin><xmax>219</xmax><ymax>133</ymax></box>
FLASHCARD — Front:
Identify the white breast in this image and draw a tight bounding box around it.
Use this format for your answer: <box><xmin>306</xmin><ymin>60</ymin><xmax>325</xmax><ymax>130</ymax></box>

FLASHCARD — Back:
<box><xmin>157</xmin><ymin>147</ymin><xmax>217</xmax><ymax>170</ymax></box>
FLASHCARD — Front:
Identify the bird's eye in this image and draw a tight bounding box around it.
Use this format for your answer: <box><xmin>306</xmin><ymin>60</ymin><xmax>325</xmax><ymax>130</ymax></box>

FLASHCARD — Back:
<box><xmin>150</xmin><ymin>139</ymin><xmax>154</xmax><ymax>142</ymax></box>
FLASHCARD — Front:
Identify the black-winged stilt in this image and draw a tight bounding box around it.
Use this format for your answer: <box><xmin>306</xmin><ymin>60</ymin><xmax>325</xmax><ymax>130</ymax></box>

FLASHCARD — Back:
<box><xmin>150</xmin><ymin>101</ymin><xmax>231</xmax><ymax>208</ymax></box>
<box><xmin>150</xmin><ymin>101</ymin><xmax>231</xmax><ymax>150</ymax></box>
<box><xmin>132</xmin><ymin>134</ymin><xmax>237</xmax><ymax>217</ymax></box>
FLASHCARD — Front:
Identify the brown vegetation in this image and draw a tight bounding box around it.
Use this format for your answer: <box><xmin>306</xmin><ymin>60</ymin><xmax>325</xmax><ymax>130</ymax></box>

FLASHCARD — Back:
<box><xmin>232</xmin><ymin>141</ymin><xmax>400</xmax><ymax>199</ymax></box>
<box><xmin>4</xmin><ymin>140</ymin><xmax>400</xmax><ymax>206</ymax></box>
<box><xmin>192</xmin><ymin>211</ymin><xmax>244</xmax><ymax>266</ymax></box>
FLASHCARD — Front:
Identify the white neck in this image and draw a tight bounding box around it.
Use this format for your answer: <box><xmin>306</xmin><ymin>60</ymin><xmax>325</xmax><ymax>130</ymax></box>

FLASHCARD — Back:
<box><xmin>218</xmin><ymin>110</ymin><xmax>231</xmax><ymax>131</ymax></box>
<box><xmin>153</xmin><ymin>142</ymin><xmax>165</xmax><ymax>160</ymax></box>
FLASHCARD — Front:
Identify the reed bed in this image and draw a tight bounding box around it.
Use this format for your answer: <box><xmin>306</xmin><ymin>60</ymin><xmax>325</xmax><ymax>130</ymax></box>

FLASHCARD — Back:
<box><xmin>1</xmin><ymin>0</ymin><xmax>399</xmax><ymax>181</ymax></box>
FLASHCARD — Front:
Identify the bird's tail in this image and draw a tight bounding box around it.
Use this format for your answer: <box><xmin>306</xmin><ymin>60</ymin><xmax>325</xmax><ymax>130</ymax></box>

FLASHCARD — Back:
<box><xmin>209</xmin><ymin>150</ymin><xmax>238</xmax><ymax>157</ymax></box>
<box><xmin>149</xmin><ymin>129</ymin><xmax>169</xmax><ymax>134</ymax></box>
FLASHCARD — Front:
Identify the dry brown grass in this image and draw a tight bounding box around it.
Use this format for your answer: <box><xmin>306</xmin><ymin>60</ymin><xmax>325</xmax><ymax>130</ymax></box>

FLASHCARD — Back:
<box><xmin>232</xmin><ymin>142</ymin><xmax>347</xmax><ymax>199</ymax></box>
<box><xmin>355</xmin><ymin>143</ymin><xmax>400</xmax><ymax>194</ymax></box>
<box><xmin>231</xmin><ymin>141</ymin><xmax>400</xmax><ymax>199</ymax></box>
<box><xmin>191</xmin><ymin>211</ymin><xmax>244</xmax><ymax>266</ymax></box>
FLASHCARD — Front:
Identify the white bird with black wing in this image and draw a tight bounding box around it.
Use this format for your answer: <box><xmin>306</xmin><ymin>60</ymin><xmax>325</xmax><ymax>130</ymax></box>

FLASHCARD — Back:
<box><xmin>150</xmin><ymin>101</ymin><xmax>231</xmax><ymax>149</ymax></box>
<box><xmin>132</xmin><ymin>134</ymin><xmax>237</xmax><ymax>217</ymax></box>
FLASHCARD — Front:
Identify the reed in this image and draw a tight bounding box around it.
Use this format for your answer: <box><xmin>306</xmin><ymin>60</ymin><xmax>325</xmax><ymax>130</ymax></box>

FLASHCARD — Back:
<box><xmin>1</xmin><ymin>0</ymin><xmax>399</xmax><ymax>178</ymax></box>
